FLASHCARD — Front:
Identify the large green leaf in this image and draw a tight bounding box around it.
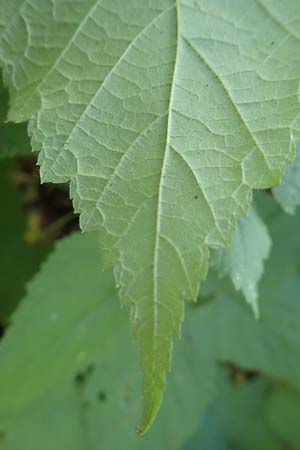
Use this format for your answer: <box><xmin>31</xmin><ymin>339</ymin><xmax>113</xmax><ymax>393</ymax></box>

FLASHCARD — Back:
<box><xmin>211</xmin><ymin>207</ymin><xmax>271</xmax><ymax>317</ymax></box>
<box><xmin>0</xmin><ymin>231</ymin><xmax>216</xmax><ymax>449</ymax></box>
<box><xmin>1</xmin><ymin>0</ymin><xmax>300</xmax><ymax>431</ymax></box>
<box><xmin>0</xmin><ymin>232</ymin><xmax>118</xmax><ymax>409</ymax></box>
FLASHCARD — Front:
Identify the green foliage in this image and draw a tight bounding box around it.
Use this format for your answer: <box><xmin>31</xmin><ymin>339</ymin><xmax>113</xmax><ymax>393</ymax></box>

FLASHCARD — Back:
<box><xmin>198</xmin><ymin>376</ymin><xmax>281</xmax><ymax>450</ymax></box>
<box><xmin>1</xmin><ymin>0</ymin><xmax>300</xmax><ymax>444</ymax></box>
<box><xmin>0</xmin><ymin>159</ymin><xmax>50</xmax><ymax>320</ymax></box>
<box><xmin>1</xmin><ymin>193</ymin><xmax>300</xmax><ymax>448</ymax></box>
<box><xmin>273</xmin><ymin>143</ymin><xmax>300</xmax><ymax>214</ymax></box>
<box><xmin>1</xmin><ymin>0</ymin><xmax>300</xmax><ymax>430</ymax></box>
<box><xmin>211</xmin><ymin>206</ymin><xmax>271</xmax><ymax>317</ymax></box>
<box><xmin>0</xmin><ymin>79</ymin><xmax>30</xmax><ymax>157</ymax></box>
<box><xmin>266</xmin><ymin>387</ymin><xmax>300</xmax><ymax>448</ymax></box>
<box><xmin>0</xmin><ymin>232</ymin><xmax>216</xmax><ymax>450</ymax></box>
<box><xmin>185</xmin><ymin>374</ymin><xmax>300</xmax><ymax>450</ymax></box>
<box><xmin>194</xmin><ymin>194</ymin><xmax>300</xmax><ymax>384</ymax></box>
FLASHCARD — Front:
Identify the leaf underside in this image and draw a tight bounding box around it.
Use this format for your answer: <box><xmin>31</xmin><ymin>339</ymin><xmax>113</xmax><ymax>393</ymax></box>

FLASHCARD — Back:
<box><xmin>1</xmin><ymin>0</ymin><xmax>300</xmax><ymax>432</ymax></box>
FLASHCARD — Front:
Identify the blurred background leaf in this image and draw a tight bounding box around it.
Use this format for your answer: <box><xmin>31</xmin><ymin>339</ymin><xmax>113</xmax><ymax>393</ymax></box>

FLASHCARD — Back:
<box><xmin>273</xmin><ymin>143</ymin><xmax>300</xmax><ymax>215</ymax></box>
<box><xmin>0</xmin><ymin>159</ymin><xmax>51</xmax><ymax>321</ymax></box>
<box><xmin>0</xmin><ymin>78</ymin><xmax>31</xmax><ymax>158</ymax></box>
<box><xmin>2</xmin><ymin>192</ymin><xmax>300</xmax><ymax>449</ymax></box>
<box><xmin>0</xmin><ymin>231</ymin><xmax>216</xmax><ymax>450</ymax></box>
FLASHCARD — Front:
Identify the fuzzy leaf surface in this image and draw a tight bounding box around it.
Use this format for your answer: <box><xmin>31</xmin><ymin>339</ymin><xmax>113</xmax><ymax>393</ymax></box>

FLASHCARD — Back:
<box><xmin>1</xmin><ymin>0</ymin><xmax>300</xmax><ymax>431</ymax></box>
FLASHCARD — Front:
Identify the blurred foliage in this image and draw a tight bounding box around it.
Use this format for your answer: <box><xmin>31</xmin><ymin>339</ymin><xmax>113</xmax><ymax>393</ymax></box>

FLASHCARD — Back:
<box><xmin>0</xmin><ymin>78</ymin><xmax>30</xmax><ymax>158</ymax></box>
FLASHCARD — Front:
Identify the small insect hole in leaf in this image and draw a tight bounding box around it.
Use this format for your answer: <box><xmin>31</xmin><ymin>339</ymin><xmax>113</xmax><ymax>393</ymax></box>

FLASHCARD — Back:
<box><xmin>98</xmin><ymin>390</ymin><xmax>107</xmax><ymax>402</ymax></box>
<box><xmin>74</xmin><ymin>364</ymin><xmax>95</xmax><ymax>385</ymax></box>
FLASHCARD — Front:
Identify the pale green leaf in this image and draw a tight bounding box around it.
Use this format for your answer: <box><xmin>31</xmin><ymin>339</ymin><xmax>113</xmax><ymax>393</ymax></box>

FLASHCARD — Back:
<box><xmin>273</xmin><ymin>142</ymin><xmax>300</xmax><ymax>214</ymax></box>
<box><xmin>1</xmin><ymin>0</ymin><xmax>300</xmax><ymax>431</ymax></box>
<box><xmin>211</xmin><ymin>207</ymin><xmax>271</xmax><ymax>318</ymax></box>
<box><xmin>0</xmin><ymin>231</ymin><xmax>216</xmax><ymax>449</ymax></box>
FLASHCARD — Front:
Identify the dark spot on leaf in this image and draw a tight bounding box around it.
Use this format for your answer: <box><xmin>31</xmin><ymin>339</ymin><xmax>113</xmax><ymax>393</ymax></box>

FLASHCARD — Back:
<box><xmin>222</xmin><ymin>361</ymin><xmax>260</xmax><ymax>383</ymax></box>
<box><xmin>74</xmin><ymin>365</ymin><xmax>94</xmax><ymax>385</ymax></box>
<box><xmin>74</xmin><ymin>364</ymin><xmax>95</xmax><ymax>384</ymax></box>
<box><xmin>271</xmin><ymin>41</ymin><xmax>275</xmax><ymax>46</ymax></box>
<box><xmin>75</xmin><ymin>371</ymin><xmax>85</xmax><ymax>385</ymax></box>
<box><xmin>0</xmin><ymin>430</ymin><xmax>6</xmax><ymax>440</ymax></box>
<box><xmin>98</xmin><ymin>390</ymin><xmax>107</xmax><ymax>402</ymax></box>
<box><xmin>194</xmin><ymin>195</ymin><xmax>198</xmax><ymax>199</ymax></box>
<box><xmin>193</xmin><ymin>0</ymin><xmax>199</xmax><ymax>9</ymax></box>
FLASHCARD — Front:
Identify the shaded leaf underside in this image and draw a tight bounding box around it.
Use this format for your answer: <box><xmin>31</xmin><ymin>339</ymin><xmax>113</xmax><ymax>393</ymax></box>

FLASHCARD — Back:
<box><xmin>1</xmin><ymin>0</ymin><xmax>300</xmax><ymax>432</ymax></box>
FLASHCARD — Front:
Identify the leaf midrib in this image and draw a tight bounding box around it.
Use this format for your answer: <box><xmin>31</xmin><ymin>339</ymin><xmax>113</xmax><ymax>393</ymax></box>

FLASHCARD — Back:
<box><xmin>152</xmin><ymin>0</ymin><xmax>179</xmax><ymax>361</ymax></box>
